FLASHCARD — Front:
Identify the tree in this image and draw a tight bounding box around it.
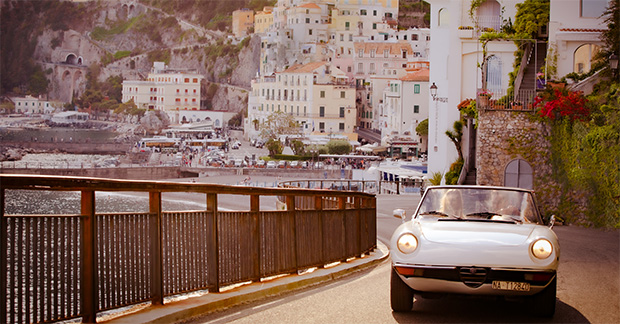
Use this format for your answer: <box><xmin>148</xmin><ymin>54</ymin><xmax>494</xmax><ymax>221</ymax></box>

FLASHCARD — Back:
<box><xmin>416</xmin><ymin>118</ymin><xmax>429</xmax><ymax>137</ymax></box>
<box><xmin>595</xmin><ymin>0</ymin><xmax>619</xmax><ymax>74</ymax></box>
<box><xmin>290</xmin><ymin>139</ymin><xmax>305</xmax><ymax>155</ymax></box>
<box><xmin>445</xmin><ymin>120</ymin><xmax>464</xmax><ymax>161</ymax></box>
<box><xmin>258</xmin><ymin>111</ymin><xmax>301</xmax><ymax>141</ymax></box>
<box><xmin>265</xmin><ymin>138</ymin><xmax>283</xmax><ymax>157</ymax></box>
<box><xmin>327</xmin><ymin>139</ymin><xmax>352</xmax><ymax>155</ymax></box>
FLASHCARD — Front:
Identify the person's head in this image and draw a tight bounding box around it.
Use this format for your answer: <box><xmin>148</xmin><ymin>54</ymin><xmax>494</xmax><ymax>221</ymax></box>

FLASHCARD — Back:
<box><xmin>439</xmin><ymin>189</ymin><xmax>463</xmax><ymax>216</ymax></box>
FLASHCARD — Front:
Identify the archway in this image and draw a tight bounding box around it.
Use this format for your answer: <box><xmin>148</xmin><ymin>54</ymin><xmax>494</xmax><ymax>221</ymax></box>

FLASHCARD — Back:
<box><xmin>485</xmin><ymin>55</ymin><xmax>503</xmax><ymax>95</ymax></box>
<box><xmin>65</xmin><ymin>54</ymin><xmax>78</xmax><ymax>65</ymax></box>
<box><xmin>504</xmin><ymin>159</ymin><xmax>533</xmax><ymax>189</ymax></box>
<box><xmin>477</xmin><ymin>0</ymin><xmax>501</xmax><ymax>31</ymax></box>
<box><xmin>574</xmin><ymin>44</ymin><xmax>600</xmax><ymax>74</ymax></box>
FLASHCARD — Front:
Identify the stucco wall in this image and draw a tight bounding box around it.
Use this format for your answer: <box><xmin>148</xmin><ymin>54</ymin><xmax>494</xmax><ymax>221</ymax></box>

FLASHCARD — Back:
<box><xmin>476</xmin><ymin>109</ymin><xmax>560</xmax><ymax>215</ymax></box>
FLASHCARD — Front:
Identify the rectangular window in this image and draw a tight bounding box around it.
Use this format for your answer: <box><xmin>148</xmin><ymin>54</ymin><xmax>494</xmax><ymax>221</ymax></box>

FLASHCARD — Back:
<box><xmin>339</xmin><ymin>107</ymin><xmax>345</xmax><ymax>117</ymax></box>
<box><xmin>360</xmin><ymin>9</ymin><xmax>367</xmax><ymax>16</ymax></box>
<box><xmin>372</xmin><ymin>23</ymin><xmax>377</xmax><ymax>30</ymax></box>
<box><xmin>306</xmin><ymin>18</ymin><xmax>310</xmax><ymax>23</ymax></box>
<box><xmin>320</xmin><ymin>106</ymin><xmax>325</xmax><ymax>117</ymax></box>
<box><xmin>581</xmin><ymin>0</ymin><xmax>608</xmax><ymax>17</ymax></box>
<box><xmin>384</xmin><ymin>49</ymin><xmax>389</xmax><ymax>58</ymax></box>
<box><xmin>358</xmin><ymin>49</ymin><xmax>364</xmax><ymax>58</ymax></box>
<box><xmin>184</xmin><ymin>78</ymin><xmax>189</xmax><ymax>83</ymax></box>
<box><xmin>340</xmin><ymin>91</ymin><xmax>345</xmax><ymax>99</ymax></box>
<box><xmin>370</xmin><ymin>49</ymin><xmax>375</xmax><ymax>58</ymax></box>
<box><xmin>358</xmin><ymin>62</ymin><xmax>364</xmax><ymax>73</ymax></box>
<box><xmin>339</xmin><ymin>123</ymin><xmax>345</xmax><ymax>131</ymax></box>
<box><xmin>319</xmin><ymin>122</ymin><xmax>325</xmax><ymax>132</ymax></box>
<box><xmin>414</xmin><ymin>105</ymin><xmax>420</xmax><ymax>113</ymax></box>
<box><xmin>320</xmin><ymin>90</ymin><xmax>325</xmax><ymax>98</ymax></box>
<box><xmin>309</xmin><ymin>29</ymin><xmax>313</xmax><ymax>35</ymax></box>
<box><xmin>414</xmin><ymin>84</ymin><xmax>420</xmax><ymax>94</ymax></box>
<box><xmin>193</xmin><ymin>78</ymin><xmax>198</xmax><ymax>83</ymax></box>
<box><xmin>345</xmin><ymin>21</ymin><xmax>350</xmax><ymax>30</ymax></box>
<box><xmin>412</xmin><ymin>34</ymin><xmax>419</xmax><ymax>41</ymax></box>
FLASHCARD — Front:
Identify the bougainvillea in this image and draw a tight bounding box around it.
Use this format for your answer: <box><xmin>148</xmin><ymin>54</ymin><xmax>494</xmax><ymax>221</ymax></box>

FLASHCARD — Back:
<box><xmin>534</xmin><ymin>89</ymin><xmax>590</xmax><ymax>121</ymax></box>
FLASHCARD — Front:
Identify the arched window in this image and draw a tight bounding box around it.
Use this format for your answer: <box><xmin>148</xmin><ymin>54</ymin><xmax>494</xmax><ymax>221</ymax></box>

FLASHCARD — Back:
<box><xmin>438</xmin><ymin>8</ymin><xmax>449</xmax><ymax>27</ymax></box>
<box><xmin>476</xmin><ymin>0</ymin><xmax>501</xmax><ymax>31</ymax></box>
<box><xmin>574</xmin><ymin>44</ymin><xmax>600</xmax><ymax>74</ymax></box>
<box><xmin>505</xmin><ymin>159</ymin><xmax>533</xmax><ymax>189</ymax></box>
<box><xmin>486</xmin><ymin>55</ymin><xmax>502</xmax><ymax>95</ymax></box>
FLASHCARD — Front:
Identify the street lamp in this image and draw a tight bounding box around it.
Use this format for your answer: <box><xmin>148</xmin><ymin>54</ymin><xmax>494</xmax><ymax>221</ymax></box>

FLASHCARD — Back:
<box><xmin>610</xmin><ymin>54</ymin><xmax>619</xmax><ymax>78</ymax></box>
<box><xmin>429</xmin><ymin>82</ymin><xmax>448</xmax><ymax>102</ymax></box>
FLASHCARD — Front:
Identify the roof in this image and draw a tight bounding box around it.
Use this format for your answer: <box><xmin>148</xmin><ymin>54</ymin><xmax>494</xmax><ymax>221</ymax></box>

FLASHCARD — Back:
<box><xmin>299</xmin><ymin>3</ymin><xmax>320</xmax><ymax>10</ymax></box>
<box><xmin>558</xmin><ymin>28</ymin><xmax>606</xmax><ymax>33</ymax></box>
<box><xmin>400</xmin><ymin>69</ymin><xmax>429</xmax><ymax>82</ymax></box>
<box><xmin>458</xmin><ymin>99</ymin><xmax>474</xmax><ymax>110</ymax></box>
<box><xmin>354</xmin><ymin>42</ymin><xmax>413</xmax><ymax>55</ymax></box>
<box><xmin>281</xmin><ymin>61</ymin><xmax>327</xmax><ymax>74</ymax></box>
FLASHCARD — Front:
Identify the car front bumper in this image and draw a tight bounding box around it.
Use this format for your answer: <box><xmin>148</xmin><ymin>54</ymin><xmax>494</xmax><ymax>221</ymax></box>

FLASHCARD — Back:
<box><xmin>394</xmin><ymin>263</ymin><xmax>556</xmax><ymax>296</ymax></box>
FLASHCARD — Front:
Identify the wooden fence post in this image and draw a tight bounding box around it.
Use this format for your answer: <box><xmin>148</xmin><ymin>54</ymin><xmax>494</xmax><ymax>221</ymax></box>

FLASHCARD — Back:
<box><xmin>206</xmin><ymin>193</ymin><xmax>219</xmax><ymax>292</ymax></box>
<box><xmin>286</xmin><ymin>195</ymin><xmax>297</xmax><ymax>273</ymax></box>
<box><xmin>149</xmin><ymin>192</ymin><xmax>163</xmax><ymax>306</ymax></box>
<box><xmin>1</xmin><ymin>189</ymin><xmax>7</xmax><ymax>323</ymax></box>
<box><xmin>250</xmin><ymin>195</ymin><xmax>261</xmax><ymax>282</ymax></box>
<box><xmin>81</xmin><ymin>190</ymin><xmax>97</xmax><ymax>323</ymax></box>
<box><xmin>339</xmin><ymin>197</ymin><xmax>347</xmax><ymax>263</ymax></box>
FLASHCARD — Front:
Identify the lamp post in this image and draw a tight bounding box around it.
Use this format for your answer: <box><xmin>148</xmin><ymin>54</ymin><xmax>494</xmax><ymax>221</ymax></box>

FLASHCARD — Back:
<box><xmin>430</xmin><ymin>82</ymin><xmax>448</xmax><ymax>103</ymax></box>
<box><xmin>610</xmin><ymin>54</ymin><xmax>619</xmax><ymax>79</ymax></box>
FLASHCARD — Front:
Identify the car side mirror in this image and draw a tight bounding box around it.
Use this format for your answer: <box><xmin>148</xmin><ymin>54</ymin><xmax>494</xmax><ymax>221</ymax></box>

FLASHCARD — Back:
<box><xmin>548</xmin><ymin>215</ymin><xmax>556</xmax><ymax>229</ymax></box>
<box><xmin>393</xmin><ymin>209</ymin><xmax>406</xmax><ymax>222</ymax></box>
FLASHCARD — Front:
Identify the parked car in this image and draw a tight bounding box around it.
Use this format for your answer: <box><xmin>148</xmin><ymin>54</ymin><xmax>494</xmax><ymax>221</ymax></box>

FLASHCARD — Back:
<box><xmin>289</xmin><ymin>160</ymin><xmax>299</xmax><ymax>168</ymax></box>
<box><xmin>301</xmin><ymin>161</ymin><xmax>309</xmax><ymax>169</ymax></box>
<box><xmin>266</xmin><ymin>160</ymin><xmax>277</xmax><ymax>169</ymax></box>
<box><xmin>389</xmin><ymin>186</ymin><xmax>559</xmax><ymax>317</ymax></box>
<box><xmin>256</xmin><ymin>160</ymin><xmax>266</xmax><ymax>168</ymax></box>
<box><xmin>314</xmin><ymin>161</ymin><xmax>324</xmax><ymax>169</ymax></box>
<box><xmin>277</xmin><ymin>160</ymin><xmax>287</xmax><ymax>168</ymax></box>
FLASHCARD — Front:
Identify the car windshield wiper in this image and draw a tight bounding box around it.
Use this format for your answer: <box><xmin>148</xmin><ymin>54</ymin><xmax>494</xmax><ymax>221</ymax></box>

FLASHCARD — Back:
<box><xmin>465</xmin><ymin>212</ymin><xmax>521</xmax><ymax>224</ymax></box>
<box><xmin>420</xmin><ymin>211</ymin><xmax>463</xmax><ymax>220</ymax></box>
<box><xmin>466</xmin><ymin>212</ymin><xmax>501</xmax><ymax>218</ymax></box>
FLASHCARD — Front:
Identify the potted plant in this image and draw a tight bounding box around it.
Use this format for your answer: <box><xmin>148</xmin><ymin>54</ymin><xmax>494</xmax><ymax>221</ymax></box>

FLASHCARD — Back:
<box><xmin>511</xmin><ymin>101</ymin><xmax>524</xmax><ymax>110</ymax></box>
<box><xmin>458</xmin><ymin>26</ymin><xmax>474</xmax><ymax>38</ymax></box>
<box><xmin>477</xmin><ymin>89</ymin><xmax>492</xmax><ymax>107</ymax></box>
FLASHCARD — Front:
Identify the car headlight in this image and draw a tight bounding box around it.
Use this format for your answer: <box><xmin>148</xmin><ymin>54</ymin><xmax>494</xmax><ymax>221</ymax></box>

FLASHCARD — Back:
<box><xmin>397</xmin><ymin>233</ymin><xmax>418</xmax><ymax>254</ymax></box>
<box><xmin>532</xmin><ymin>239</ymin><xmax>553</xmax><ymax>259</ymax></box>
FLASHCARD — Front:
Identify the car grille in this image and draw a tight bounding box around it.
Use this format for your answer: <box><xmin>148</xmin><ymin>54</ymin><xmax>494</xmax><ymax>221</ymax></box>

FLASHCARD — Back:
<box><xmin>458</xmin><ymin>267</ymin><xmax>489</xmax><ymax>288</ymax></box>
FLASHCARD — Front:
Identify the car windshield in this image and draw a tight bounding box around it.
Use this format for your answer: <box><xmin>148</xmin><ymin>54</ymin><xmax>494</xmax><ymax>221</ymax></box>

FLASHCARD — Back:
<box><xmin>416</xmin><ymin>187</ymin><xmax>542</xmax><ymax>224</ymax></box>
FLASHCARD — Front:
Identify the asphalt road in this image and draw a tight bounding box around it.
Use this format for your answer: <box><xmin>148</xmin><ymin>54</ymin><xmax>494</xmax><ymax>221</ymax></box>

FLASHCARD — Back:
<box><xmin>187</xmin><ymin>194</ymin><xmax>619</xmax><ymax>324</ymax></box>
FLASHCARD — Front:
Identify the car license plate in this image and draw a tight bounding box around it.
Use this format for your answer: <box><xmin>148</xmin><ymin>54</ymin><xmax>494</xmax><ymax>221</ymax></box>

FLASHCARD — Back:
<box><xmin>492</xmin><ymin>281</ymin><xmax>530</xmax><ymax>291</ymax></box>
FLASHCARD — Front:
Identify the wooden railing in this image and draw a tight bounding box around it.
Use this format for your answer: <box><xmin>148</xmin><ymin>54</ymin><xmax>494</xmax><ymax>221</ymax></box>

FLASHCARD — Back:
<box><xmin>0</xmin><ymin>174</ymin><xmax>376</xmax><ymax>324</ymax></box>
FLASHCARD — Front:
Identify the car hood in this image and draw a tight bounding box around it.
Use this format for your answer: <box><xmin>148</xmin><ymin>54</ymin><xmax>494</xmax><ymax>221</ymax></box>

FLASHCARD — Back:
<box><xmin>420</xmin><ymin>220</ymin><xmax>535</xmax><ymax>246</ymax></box>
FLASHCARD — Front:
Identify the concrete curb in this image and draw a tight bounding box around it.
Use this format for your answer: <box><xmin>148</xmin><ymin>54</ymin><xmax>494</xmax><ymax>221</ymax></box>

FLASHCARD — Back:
<box><xmin>103</xmin><ymin>241</ymin><xmax>390</xmax><ymax>324</ymax></box>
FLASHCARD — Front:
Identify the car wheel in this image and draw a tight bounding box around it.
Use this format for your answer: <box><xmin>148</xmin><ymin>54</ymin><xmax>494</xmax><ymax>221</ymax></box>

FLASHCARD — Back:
<box><xmin>530</xmin><ymin>277</ymin><xmax>556</xmax><ymax>317</ymax></box>
<box><xmin>390</xmin><ymin>267</ymin><xmax>414</xmax><ymax>312</ymax></box>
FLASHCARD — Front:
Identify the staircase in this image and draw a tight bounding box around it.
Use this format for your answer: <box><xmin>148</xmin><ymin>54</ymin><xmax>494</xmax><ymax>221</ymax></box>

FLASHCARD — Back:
<box><xmin>515</xmin><ymin>42</ymin><xmax>547</xmax><ymax>106</ymax></box>
<box><xmin>463</xmin><ymin>169</ymin><xmax>477</xmax><ymax>185</ymax></box>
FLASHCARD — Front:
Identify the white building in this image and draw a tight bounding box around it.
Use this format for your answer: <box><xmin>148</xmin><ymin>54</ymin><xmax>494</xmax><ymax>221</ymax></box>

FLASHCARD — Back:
<box><xmin>10</xmin><ymin>95</ymin><xmax>62</xmax><ymax>115</ymax></box>
<box><xmin>245</xmin><ymin>61</ymin><xmax>357</xmax><ymax>141</ymax></box>
<box><xmin>122</xmin><ymin>62</ymin><xmax>203</xmax><ymax>124</ymax></box>
<box><xmin>547</xmin><ymin>0</ymin><xmax>609</xmax><ymax>78</ymax></box>
<box><xmin>426</xmin><ymin>0</ymin><xmax>520</xmax><ymax>177</ymax></box>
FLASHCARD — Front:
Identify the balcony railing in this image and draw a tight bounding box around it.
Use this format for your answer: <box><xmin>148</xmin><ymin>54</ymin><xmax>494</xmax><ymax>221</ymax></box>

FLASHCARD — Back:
<box><xmin>0</xmin><ymin>174</ymin><xmax>376</xmax><ymax>324</ymax></box>
<box><xmin>476</xmin><ymin>88</ymin><xmax>538</xmax><ymax>111</ymax></box>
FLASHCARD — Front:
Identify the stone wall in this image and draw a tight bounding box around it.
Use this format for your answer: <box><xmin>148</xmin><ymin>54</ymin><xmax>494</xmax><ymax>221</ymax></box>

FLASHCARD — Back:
<box><xmin>476</xmin><ymin>109</ymin><xmax>561</xmax><ymax>215</ymax></box>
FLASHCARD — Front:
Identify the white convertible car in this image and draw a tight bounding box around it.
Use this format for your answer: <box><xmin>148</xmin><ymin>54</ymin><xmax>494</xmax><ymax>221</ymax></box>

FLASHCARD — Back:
<box><xmin>390</xmin><ymin>186</ymin><xmax>559</xmax><ymax>317</ymax></box>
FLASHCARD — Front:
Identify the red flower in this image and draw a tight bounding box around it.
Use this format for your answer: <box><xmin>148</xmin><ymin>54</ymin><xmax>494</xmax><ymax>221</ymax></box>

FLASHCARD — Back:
<box><xmin>535</xmin><ymin>89</ymin><xmax>589</xmax><ymax>121</ymax></box>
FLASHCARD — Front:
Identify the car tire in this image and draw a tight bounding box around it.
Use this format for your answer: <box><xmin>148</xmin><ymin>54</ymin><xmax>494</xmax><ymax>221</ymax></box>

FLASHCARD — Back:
<box><xmin>390</xmin><ymin>267</ymin><xmax>414</xmax><ymax>312</ymax></box>
<box><xmin>530</xmin><ymin>276</ymin><xmax>556</xmax><ymax>317</ymax></box>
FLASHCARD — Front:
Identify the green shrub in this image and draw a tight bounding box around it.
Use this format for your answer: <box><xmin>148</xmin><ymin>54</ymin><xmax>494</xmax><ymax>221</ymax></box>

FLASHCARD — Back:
<box><xmin>444</xmin><ymin>158</ymin><xmax>464</xmax><ymax>185</ymax></box>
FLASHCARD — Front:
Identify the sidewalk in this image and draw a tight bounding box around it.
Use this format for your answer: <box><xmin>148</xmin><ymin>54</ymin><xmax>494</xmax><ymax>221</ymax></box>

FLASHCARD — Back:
<box><xmin>103</xmin><ymin>241</ymin><xmax>389</xmax><ymax>324</ymax></box>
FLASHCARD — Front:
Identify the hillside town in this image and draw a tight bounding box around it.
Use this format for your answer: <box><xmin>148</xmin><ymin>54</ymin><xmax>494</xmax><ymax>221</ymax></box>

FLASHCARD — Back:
<box><xmin>1</xmin><ymin>0</ymin><xmax>618</xmax><ymax>226</ymax></box>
